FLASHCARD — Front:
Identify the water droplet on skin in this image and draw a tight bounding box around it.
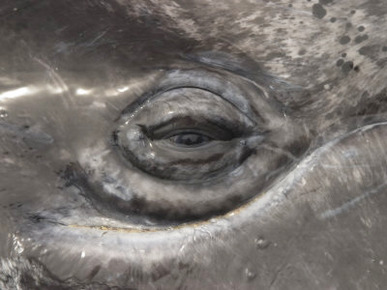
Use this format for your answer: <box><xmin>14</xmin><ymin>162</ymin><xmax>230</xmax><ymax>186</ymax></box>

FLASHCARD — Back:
<box><xmin>244</xmin><ymin>268</ymin><xmax>257</xmax><ymax>281</ymax></box>
<box><xmin>0</xmin><ymin>109</ymin><xmax>8</xmax><ymax>118</ymax></box>
<box><xmin>324</xmin><ymin>84</ymin><xmax>331</xmax><ymax>90</ymax></box>
<box><xmin>254</xmin><ymin>237</ymin><xmax>270</xmax><ymax>249</ymax></box>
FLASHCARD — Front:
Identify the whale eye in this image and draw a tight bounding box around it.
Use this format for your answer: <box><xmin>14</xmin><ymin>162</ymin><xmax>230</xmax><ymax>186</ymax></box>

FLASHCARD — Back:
<box><xmin>114</xmin><ymin>87</ymin><xmax>257</xmax><ymax>182</ymax></box>
<box><xmin>149</xmin><ymin>115</ymin><xmax>236</xmax><ymax>146</ymax></box>
<box><xmin>75</xmin><ymin>70</ymin><xmax>309</xmax><ymax>223</ymax></box>
<box><xmin>169</xmin><ymin>132</ymin><xmax>211</xmax><ymax>147</ymax></box>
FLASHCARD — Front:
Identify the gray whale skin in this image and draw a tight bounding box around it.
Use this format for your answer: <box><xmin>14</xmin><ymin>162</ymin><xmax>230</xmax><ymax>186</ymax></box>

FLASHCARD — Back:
<box><xmin>1</xmin><ymin>1</ymin><xmax>387</xmax><ymax>289</ymax></box>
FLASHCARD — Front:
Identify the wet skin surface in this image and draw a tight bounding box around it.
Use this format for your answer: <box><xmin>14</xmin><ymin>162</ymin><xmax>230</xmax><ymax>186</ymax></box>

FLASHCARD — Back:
<box><xmin>1</xmin><ymin>0</ymin><xmax>387</xmax><ymax>289</ymax></box>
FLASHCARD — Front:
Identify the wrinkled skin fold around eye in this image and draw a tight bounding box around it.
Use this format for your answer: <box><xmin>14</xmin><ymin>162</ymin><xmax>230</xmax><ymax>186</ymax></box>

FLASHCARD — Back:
<box><xmin>74</xmin><ymin>69</ymin><xmax>311</xmax><ymax>223</ymax></box>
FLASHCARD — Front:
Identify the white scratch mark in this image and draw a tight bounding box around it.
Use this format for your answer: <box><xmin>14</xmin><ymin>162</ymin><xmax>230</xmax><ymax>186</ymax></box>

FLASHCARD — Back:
<box><xmin>33</xmin><ymin>57</ymin><xmax>72</xmax><ymax>108</ymax></box>
<box><xmin>86</xmin><ymin>30</ymin><xmax>108</xmax><ymax>47</ymax></box>
<box><xmin>320</xmin><ymin>182</ymin><xmax>387</xmax><ymax>219</ymax></box>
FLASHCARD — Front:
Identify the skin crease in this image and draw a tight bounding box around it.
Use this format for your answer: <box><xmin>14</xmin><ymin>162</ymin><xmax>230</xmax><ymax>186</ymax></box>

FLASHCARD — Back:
<box><xmin>0</xmin><ymin>0</ymin><xmax>387</xmax><ymax>289</ymax></box>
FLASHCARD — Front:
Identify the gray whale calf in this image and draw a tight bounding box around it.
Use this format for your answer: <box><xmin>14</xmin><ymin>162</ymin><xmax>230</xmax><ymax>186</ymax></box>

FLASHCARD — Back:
<box><xmin>1</xmin><ymin>0</ymin><xmax>387</xmax><ymax>289</ymax></box>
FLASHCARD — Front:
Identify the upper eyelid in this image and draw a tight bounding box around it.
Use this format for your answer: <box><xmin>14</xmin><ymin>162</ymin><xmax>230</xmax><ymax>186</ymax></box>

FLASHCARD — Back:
<box><xmin>145</xmin><ymin>86</ymin><xmax>257</xmax><ymax>124</ymax></box>
<box><xmin>119</xmin><ymin>69</ymin><xmax>261</xmax><ymax>125</ymax></box>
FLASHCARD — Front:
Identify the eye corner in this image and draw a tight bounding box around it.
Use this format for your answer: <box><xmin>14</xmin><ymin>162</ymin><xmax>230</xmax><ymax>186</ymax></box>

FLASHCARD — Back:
<box><xmin>110</xmin><ymin>130</ymin><xmax>120</xmax><ymax>146</ymax></box>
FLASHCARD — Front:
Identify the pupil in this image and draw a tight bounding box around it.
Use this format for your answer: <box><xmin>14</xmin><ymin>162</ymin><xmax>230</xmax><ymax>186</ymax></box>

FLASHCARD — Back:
<box><xmin>172</xmin><ymin>133</ymin><xmax>210</xmax><ymax>146</ymax></box>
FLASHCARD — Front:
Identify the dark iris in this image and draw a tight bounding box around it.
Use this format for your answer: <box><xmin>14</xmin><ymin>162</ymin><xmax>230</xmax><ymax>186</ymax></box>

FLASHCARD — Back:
<box><xmin>170</xmin><ymin>133</ymin><xmax>211</xmax><ymax>147</ymax></box>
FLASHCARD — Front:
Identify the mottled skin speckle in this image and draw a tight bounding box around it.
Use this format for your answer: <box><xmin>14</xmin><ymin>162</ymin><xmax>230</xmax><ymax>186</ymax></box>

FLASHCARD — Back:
<box><xmin>312</xmin><ymin>4</ymin><xmax>327</xmax><ymax>19</ymax></box>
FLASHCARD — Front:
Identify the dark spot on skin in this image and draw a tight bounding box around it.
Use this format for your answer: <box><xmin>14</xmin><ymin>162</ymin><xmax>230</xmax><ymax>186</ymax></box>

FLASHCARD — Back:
<box><xmin>354</xmin><ymin>35</ymin><xmax>369</xmax><ymax>44</ymax></box>
<box><xmin>330</xmin><ymin>17</ymin><xmax>337</xmax><ymax>22</ymax></box>
<box><xmin>29</xmin><ymin>214</ymin><xmax>46</xmax><ymax>223</ymax></box>
<box><xmin>336</xmin><ymin>59</ymin><xmax>344</xmax><ymax>67</ymax></box>
<box><xmin>267</xmin><ymin>51</ymin><xmax>285</xmax><ymax>59</ymax></box>
<box><xmin>346</xmin><ymin>23</ymin><xmax>352</xmax><ymax>29</ymax></box>
<box><xmin>312</xmin><ymin>4</ymin><xmax>327</xmax><ymax>19</ymax></box>
<box><xmin>354</xmin><ymin>66</ymin><xmax>360</xmax><ymax>72</ymax></box>
<box><xmin>339</xmin><ymin>36</ymin><xmax>351</xmax><ymax>45</ymax></box>
<box><xmin>298</xmin><ymin>49</ymin><xmax>306</xmax><ymax>56</ymax></box>
<box><xmin>8</xmin><ymin>203</ymin><xmax>23</xmax><ymax>209</ymax></box>
<box><xmin>150</xmin><ymin>264</ymin><xmax>171</xmax><ymax>282</ymax></box>
<box><xmin>299</xmin><ymin>21</ymin><xmax>304</xmax><ymax>24</ymax></box>
<box><xmin>341</xmin><ymin>61</ymin><xmax>354</xmax><ymax>74</ymax></box>
<box><xmin>350</xmin><ymin>10</ymin><xmax>356</xmax><ymax>14</ymax></box>
<box><xmin>352</xmin><ymin>89</ymin><xmax>387</xmax><ymax>116</ymax></box>
<box><xmin>382</xmin><ymin>46</ymin><xmax>387</xmax><ymax>52</ymax></box>
<box><xmin>341</xmin><ymin>53</ymin><xmax>347</xmax><ymax>58</ymax></box>
<box><xmin>288</xmin><ymin>4</ymin><xmax>293</xmax><ymax>8</ymax></box>
<box><xmin>59</xmin><ymin>163</ymin><xmax>83</xmax><ymax>188</ymax></box>
<box><xmin>358</xmin><ymin>26</ymin><xmax>365</xmax><ymax>32</ymax></box>
<box><xmin>358</xmin><ymin>45</ymin><xmax>380</xmax><ymax>58</ymax></box>
<box><xmin>319</xmin><ymin>0</ymin><xmax>333</xmax><ymax>5</ymax></box>
<box><xmin>87</xmin><ymin>266</ymin><xmax>101</xmax><ymax>280</ymax></box>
